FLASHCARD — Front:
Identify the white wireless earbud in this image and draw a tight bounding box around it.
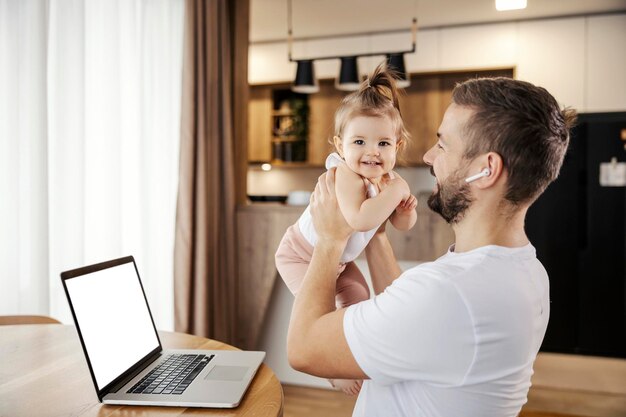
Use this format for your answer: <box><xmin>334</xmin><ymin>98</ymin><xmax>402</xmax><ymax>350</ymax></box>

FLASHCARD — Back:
<box><xmin>465</xmin><ymin>168</ymin><xmax>491</xmax><ymax>183</ymax></box>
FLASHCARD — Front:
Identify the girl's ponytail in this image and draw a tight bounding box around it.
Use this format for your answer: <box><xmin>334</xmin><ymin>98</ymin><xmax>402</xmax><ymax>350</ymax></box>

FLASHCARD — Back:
<box><xmin>357</xmin><ymin>63</ymin><xmax>403</xmax><ymax>117</ymax></box>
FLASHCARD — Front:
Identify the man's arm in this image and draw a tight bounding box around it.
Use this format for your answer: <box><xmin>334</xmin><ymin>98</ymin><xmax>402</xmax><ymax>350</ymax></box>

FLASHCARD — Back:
<box><xmin>287</xmin><ymin>168</ymin><xmax>368</xmax><ymax>379</ymax></box>
<box><xmin>364</xmin><ymin>224</ymin><xmax>403</xmax><ymax>295</ymax></box>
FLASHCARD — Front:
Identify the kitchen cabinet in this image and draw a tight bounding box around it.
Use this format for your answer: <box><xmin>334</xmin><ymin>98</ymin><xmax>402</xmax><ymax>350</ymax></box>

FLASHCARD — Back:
<box><xmin>248</xmin><ymin>84</ymin><xmax>315</xmax><ymax>164</ymax></box>
<box><xmin>586</xmin><ymin>14</ymin><xmax>626</xmax><ymax>112</ymax></box>
<box><xmin>248</xmin><ymin>80</ymin><xmax>345</xmax><ymax>165</ymax></box>
<box><xmin>248</xmin><ymin>86</ymin><xmax>272</xmax><ymax>162</ymax></box>
<box><xmin>307</xmin><ymin>80</ymin><xmax>345</xmax><ymax>165</ymax></box>
<box><xmin>270</xmin><ymin>91</ymin><xmax>309</xmax><ymax>163</ymax></box>
<box><xmin>398</xmin><ymin>75</ymin><xmax>441</xmax><ymax>164</ymax></box>
<box><xmin>250</xmin><ymin>14</ymin><xmax>626</xmax><ymax>113</ymax></box>
<box><xmin>517</xmin><ymin>17</ymin><xmax>585</xmax><ymax>111</ymax></box>
<box><xmin>248</xmin><ymin>69</ymin><xmax>513</xmax><ymax>166</ymax></box>
<box><xmin>236</xmin><ymin>203</ymin><xmax>303</xmax><ymax>349</ymax></box>
<box><xmin>439</xmin><ymin>23</ymin><xmax>517</xmax><ymax>70</ymax></box>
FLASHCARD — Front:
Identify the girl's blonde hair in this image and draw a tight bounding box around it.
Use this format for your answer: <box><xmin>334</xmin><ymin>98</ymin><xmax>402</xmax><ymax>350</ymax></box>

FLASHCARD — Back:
<box><xmin>331</xmin><ymin>62</ymin><xmax>411</xmax><ymax>156</ymax></box>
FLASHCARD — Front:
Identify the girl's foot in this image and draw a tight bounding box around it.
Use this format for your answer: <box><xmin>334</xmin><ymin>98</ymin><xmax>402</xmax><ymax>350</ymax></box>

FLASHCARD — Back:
<box><xmin>329</xmin><ymin>378</ymin><xmax>363</xmax><ymax>396</ymax></box>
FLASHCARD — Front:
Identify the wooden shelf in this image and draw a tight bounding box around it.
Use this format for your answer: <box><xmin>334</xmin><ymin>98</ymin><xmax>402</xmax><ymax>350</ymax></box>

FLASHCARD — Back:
<box><xmin>271</xmin><ymin>136</ymin><xmax>300</xmax><ymax>143</ymax></box>
<box><xmin>272</xmin><ymin>110</ymin><xmax>295</xmax><ymax>116</ymax></box>
<box><xmin>249</xmin><ymin>161</ymin><xmax>324</xmax><ymax>169</ymax></box>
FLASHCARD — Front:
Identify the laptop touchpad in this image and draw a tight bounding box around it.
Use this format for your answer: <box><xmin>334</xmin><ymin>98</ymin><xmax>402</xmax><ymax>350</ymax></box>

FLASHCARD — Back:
<box><xmin>204</xmin><ymin>365</ymin><xmax>248</xmax><ymax>381</ymax></box>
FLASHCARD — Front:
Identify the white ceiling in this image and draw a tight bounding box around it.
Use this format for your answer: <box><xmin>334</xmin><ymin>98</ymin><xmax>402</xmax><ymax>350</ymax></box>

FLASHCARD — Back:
<box><xmin>250</xmin><ymin>0</ymin><xmax>626</xmax><ymax>42</ymax></box>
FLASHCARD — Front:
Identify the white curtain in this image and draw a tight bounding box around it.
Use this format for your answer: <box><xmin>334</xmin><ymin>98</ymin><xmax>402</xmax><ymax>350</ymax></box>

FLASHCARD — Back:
<box><xmin>0</xmin><ymin>0</ymin><xmax>184</xmax><ymax>330</ymax></box>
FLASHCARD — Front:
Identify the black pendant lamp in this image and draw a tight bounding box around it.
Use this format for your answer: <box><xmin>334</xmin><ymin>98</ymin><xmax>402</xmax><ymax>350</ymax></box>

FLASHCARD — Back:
<box><xmin>292</xmin><ymin>60</ymin><xmax>319</xmax><ymax>94</ymax></box>
<box><xmin>336</xmin><ymin>56</ymin><xmax>360</xmax><ymax>91</ymax></box>
<box><xmin>287</xmin><ymin>0</ymin><xmax>417</xmax><ymax>94</ymax></box>
<box><xmin>386</xmin><ymin>53</ymin><xmax>410</xmax><ymax>88</ymax></box>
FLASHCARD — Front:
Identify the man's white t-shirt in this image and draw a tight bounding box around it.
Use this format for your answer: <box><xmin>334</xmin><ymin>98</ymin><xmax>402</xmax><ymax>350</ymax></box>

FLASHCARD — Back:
<box><xmin>343</xmin><ymin>244</ymin><xmax>550</xmax><ymax>417</ymax></box>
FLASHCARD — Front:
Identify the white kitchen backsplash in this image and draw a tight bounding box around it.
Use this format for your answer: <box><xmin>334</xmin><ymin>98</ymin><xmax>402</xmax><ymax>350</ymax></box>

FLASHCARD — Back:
<box><xmin>247</xmin><ymin>165</ymin><xmax>436</xmax><ymax>197</ymax></box>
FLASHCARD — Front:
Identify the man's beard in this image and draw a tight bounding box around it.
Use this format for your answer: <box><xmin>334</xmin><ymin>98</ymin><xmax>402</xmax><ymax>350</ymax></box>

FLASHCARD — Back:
<box><xmin>427</xmin><ymin>167</ymin><xmax>474</xmax><ymax>224</ymax></box>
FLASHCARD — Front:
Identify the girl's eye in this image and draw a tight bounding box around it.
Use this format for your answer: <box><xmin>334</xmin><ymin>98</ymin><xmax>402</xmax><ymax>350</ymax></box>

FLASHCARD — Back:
<box><xmin>354</xmin><ymin>139</ymin><xmax>364</xmax><ymax>145</ymax></box>
<box><xmin>379</xmin><ymin>141</ymin><xmax>391</xmax><ymax>147</ymax></box>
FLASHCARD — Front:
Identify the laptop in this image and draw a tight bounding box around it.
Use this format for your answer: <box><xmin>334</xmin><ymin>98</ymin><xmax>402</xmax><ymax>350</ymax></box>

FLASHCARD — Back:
<box><xmin>60</xmin><ymin>255</ymin><xmax>265</xmax><ymax>408</ymax></box>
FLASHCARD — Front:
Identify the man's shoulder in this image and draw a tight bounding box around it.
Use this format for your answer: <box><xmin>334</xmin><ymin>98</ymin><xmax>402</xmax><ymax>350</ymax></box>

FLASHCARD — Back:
<box><xmin>412</xmin><ymin>245</ymin><xmax>538</xmax><ymax>272</ymax></box>
<box><xmin>389</xmin><ymin>262</ymin><xmax>468</xmax><ymax>304</ymax></box>
<box><xmin>398</xmin><ymin>245</ymin><xmax>542</xmax><ymax>291</ymax></box>
<box><xmin>400</xmin><ymin>255</ymin><xmax>467</xmax><ymax>282</ymax></box>
<box><xmin>397</xmin><ymin>245</ymin><xmax>548</xmax><ymax>310</ymax></box>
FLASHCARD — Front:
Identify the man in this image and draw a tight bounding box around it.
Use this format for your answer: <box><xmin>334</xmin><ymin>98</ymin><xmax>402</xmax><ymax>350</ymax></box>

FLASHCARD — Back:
<box><xmin>286</xmin><ymin>77</ymin><xmax>576</xmax><ymax>417</ymax></box>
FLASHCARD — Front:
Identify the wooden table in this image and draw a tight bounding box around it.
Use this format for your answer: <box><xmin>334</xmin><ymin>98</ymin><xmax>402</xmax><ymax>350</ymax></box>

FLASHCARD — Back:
<box><xmin>0</xmin><ymin>324</ymin><xmax>283</xmax><ymax>416</ymax></box>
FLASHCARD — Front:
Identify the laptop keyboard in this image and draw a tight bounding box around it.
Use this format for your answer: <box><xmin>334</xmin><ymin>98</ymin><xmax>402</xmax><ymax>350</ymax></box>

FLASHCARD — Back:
<box><xmin>127</xmin><ymin>353</ymin><xmax>214</xmax><ymax>395</ymax></box>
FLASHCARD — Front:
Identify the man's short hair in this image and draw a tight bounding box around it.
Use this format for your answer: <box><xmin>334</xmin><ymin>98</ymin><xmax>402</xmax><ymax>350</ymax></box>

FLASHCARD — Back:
<box><xmin>452</xmin><ymin>77</ymin><xmax>577</xmax><ymax>205</ymax></box>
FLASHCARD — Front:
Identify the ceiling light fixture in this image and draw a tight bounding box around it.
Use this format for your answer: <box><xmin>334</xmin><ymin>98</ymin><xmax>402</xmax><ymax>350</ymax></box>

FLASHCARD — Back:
<box><xmin>287</xmin><ymin>0</ymin><xmax>418</xmax><ymax>93</ymax></box>
<box><xmin>386</xmin><ymin>53</ymin><xmax>410</xmax><ymax>88</ymax></box>
<box><xmin>495</xmin><ymin>0</ymin><xmax>527</xmax><ymax>12</ymax></box>
<box><xmin>292</xmin><ymin>60</ymin><xmax>318</xmax><ymax>94</ymax></box>
<box><xmin>336</xmin><ymin>56</ymin><xmax>360</xmax><ymax>91</ymax></box>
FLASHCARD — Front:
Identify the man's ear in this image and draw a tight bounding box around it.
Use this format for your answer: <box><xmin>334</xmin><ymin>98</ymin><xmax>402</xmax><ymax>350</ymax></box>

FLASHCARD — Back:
<box><xmin>333</xmin><ymin>135</ymin><xmax>343</xmax><ymax>157</ymax></box>
<box><xmin>474</xmin><ymin>152</ymin><xmax>504</xmax><ymax>189</ymax></box>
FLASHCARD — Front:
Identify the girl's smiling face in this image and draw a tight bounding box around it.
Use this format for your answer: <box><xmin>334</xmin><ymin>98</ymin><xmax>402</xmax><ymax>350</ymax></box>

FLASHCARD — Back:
<box><xmin>335</xmin><ymin>115</ymin><xmax>400</xmax><ymax>180</ymax></box>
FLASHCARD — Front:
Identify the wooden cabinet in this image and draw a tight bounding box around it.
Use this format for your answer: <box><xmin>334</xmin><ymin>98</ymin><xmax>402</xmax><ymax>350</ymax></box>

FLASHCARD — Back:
<box><xmin>308</xmin><ymin>80</ymin><xmax>346</xmax><ymax>165</ymax></box>
<box><xmin>236</xmin><ymin>204</ymin><xmax>304</xmax><ymax>349</ymax></box>
<box><xmin>398</xmin><ymin>75</ymin><xmax>441</xmax><ymax>165</ymax></box>
<box><xmin>248</xmin><ymin>69</ymin><xmax>513</xmax><ymax>166</ymax></box>
<box><xmin>248</xmin><ymin>86</ymin><xmax>272</xmax><ymax>162</ymax></box>
<box><xmin>248</xmin><ymin>85</ymin><xmax>311</xmax><ymax>163</ymax></box>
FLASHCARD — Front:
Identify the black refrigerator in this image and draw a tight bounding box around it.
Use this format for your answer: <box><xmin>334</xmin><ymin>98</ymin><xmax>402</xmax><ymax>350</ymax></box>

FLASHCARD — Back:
<box><xmin>526</xmin><ymin>112</ymin><xmax>626</xmax><ymax>358</ymax></box>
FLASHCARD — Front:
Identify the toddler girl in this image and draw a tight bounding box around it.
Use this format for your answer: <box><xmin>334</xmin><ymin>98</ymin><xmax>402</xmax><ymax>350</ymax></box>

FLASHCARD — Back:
<box><xmin>275</xmin><ymin>63</ymin><xmax>417</xmax><ymax>395</ymax></box>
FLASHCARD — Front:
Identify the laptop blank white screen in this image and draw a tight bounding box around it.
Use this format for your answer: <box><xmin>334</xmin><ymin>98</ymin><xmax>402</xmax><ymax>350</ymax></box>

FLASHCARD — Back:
<box><xmin>65</xmin><ymin>261</ymin><xmax>160</xmax><ymax>390</ymax></box>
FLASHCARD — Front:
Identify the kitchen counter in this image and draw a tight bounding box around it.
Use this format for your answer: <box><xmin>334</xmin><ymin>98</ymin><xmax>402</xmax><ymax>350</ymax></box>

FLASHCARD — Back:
<box><xmin>235</xmin><ymin>194</ymin><xmax>454</xmax><ymax>349</ymax></box>
<box><xmin>238</xmin><ymin>202</ymin><xmax>306</xmax><ymax>212</ymax></box>
<box><xmin>235</xmin><ymin>203</ymin><xmax>304</xmax><ymax>350</ymax></box>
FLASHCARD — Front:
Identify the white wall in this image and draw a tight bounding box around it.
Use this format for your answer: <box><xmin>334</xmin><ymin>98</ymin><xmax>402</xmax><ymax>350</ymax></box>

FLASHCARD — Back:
<box><xmin>249</xmin><ymin>14</ymin><xmax>626</xmax><ymax>112</ymax></box>
<box><xmin>248</xmin><ymin>165</ymin><xmax>435</xmax><ymax>196</ymax></box>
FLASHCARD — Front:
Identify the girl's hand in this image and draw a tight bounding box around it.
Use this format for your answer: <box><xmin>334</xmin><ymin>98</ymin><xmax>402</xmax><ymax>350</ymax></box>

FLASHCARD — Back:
<box><xmin>395</xmin><ymin>194</ymin><xmax>418</xmax><ymax>215</ymax></box>
<box><xmin>378</xmin><ymin>171</ymin><xmax>396</xmax><ymax>190</ymax></box>
<box><xmin>379</xmin><ymin>171</ymin><xmax>411</xmax><ymax>205</ymax></box>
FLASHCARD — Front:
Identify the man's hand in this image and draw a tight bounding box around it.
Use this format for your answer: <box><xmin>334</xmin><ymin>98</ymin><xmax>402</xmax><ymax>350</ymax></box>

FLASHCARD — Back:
<box><xmin>310</xmin><ymin>168</ymin><xmax>353</xmax><ymax>244</ymax></box>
